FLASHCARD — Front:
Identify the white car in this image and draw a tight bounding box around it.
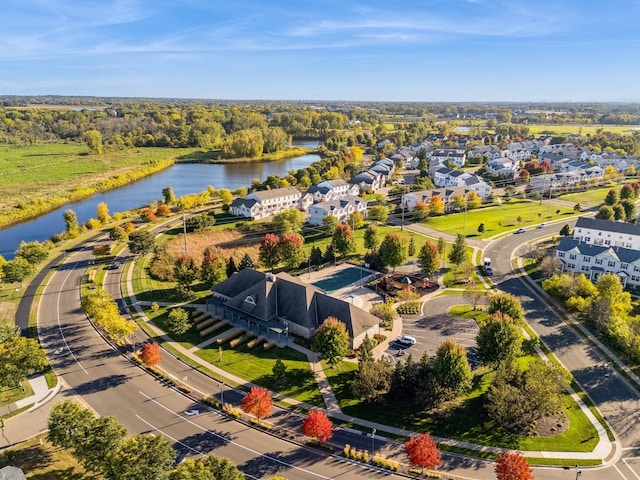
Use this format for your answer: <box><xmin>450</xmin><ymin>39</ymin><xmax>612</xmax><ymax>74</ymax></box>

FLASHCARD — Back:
<box><xmin>183</xmin><ymin>409</ymin><xmax>199</xmax><ymax>416</ymax></box>
<box><xmin>396</xmin><ymin>335</ymin><xmax>417</xmax><ymax>346</ymax></box>
<box><xmin>515</xmin><ymin>228</ymin><xmax>526</xmax><ymax>234</ymax></box>
<box><xmin>538</xmin><ymin>223</ymin><xmax>548</xmax><ymax>228</ymax></box>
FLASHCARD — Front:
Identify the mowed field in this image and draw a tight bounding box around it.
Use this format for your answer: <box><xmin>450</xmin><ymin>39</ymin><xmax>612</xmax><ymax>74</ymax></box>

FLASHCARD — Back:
<box><xmin>0</xmin><ymin>142</ymin><xmax>194</xmax><ymax>220</ymax></box>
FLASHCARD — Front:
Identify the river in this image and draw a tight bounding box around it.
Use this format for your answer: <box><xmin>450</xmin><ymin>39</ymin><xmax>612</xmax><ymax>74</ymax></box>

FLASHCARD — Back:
<box><xmin>0</xmin><ymin>142</ymin><xmax>321</xmax><ymax>259</ymax></box>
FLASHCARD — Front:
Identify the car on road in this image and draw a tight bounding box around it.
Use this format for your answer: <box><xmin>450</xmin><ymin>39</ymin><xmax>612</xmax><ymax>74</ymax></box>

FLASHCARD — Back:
<box><xmin>484</xmin><ymin>266</ymin><xmax>494</xmax><ymax>276</ymax></box>
<box><xmin>107</xmin><ymin>263</ymin><xmax>120</xmax><ymax>270</ymax></box>
<box><xmin>538</xmin><ymin>223</ymin><xmax>548</xmax><ymax>228</ymax></box>
<box><xmin>396</xmin><ymin>335</ymin><xmax>417</xmax><ymax>346</ymax></box>
<box><xmin>184</xmin><ymin>409</ymin><xmax>199</xmax><ymax>416</ymax></box>
<box><xmin>515</xmin><ymin>227</ymin><xmax>526</xmax><ymax>234</ymax></box>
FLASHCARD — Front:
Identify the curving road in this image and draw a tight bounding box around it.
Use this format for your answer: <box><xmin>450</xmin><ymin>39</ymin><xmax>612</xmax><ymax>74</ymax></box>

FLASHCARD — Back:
<box><xmin>38</xmin><ymin>244</ymin><xmax>407</xmax><ymax>480</ymax></box>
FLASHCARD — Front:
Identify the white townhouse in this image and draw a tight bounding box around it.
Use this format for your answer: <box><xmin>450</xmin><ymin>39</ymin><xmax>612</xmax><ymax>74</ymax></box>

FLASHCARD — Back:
<box><xmin>486</xmin><ymin>157</ymin><xmax>520</xmax><ymax>177</ymax></box>
<box><xmin>230</xmin><ymin>186</ymin><xmax>304</xmax><ymax>220</ymax></box>
<box><xmin>429</xmin><ymin>148</ymin><xmax>466</xmax><ymax>168</ymax></box>
<box><xmin>307</xmin><ymin>179</ymin><xmax>359</xmax><ymax>202</ymax></box>
<box><xmin>349</xmin><ymin>170</ymin><xmax>385</xmax><ymax>193</ymax></box>
<box><xmin>307</xmin><ymin>196</ymin><xmax>368</xmax><ymax>226</ymax></box>
<box><xmin>467</xmin><ymin>145</ymin><xmax>503</xmax><ymax>162</ymax></box>
<box><xmin>573</xmin><ymin>217</ymin><xmax>640</xmax><ymax>250</ymax></box>
<box><xmin>432</xmin><ymin>168</ymin><xmax>492</xmax><ymax>198</ymax></box>
<box><xmin>555</xmin><ymin>239</ymin><xmax>640</xmax><ymax>288</ymax></box>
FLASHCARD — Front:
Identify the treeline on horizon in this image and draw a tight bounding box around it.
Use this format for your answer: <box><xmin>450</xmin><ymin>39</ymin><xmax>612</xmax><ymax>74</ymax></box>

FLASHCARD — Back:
<box><xmin>2</xmin><ymin>96</ymin><xmax>640</xmax><ymax>157</ymax></box>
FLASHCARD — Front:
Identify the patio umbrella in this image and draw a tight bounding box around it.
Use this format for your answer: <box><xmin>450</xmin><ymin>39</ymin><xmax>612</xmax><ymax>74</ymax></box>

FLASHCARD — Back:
<box><xmin>399</xmin><ymin>276</ymin><xmax>412</xmax><ymax>285</ymax></box>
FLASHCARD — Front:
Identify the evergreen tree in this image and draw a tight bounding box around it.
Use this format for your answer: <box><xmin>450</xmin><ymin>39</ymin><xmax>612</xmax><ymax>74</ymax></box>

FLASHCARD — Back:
<box><xmin>309</xmin><ymin>245</ymin><xmax>324</xmax><ymax>266</ymax></box>
<box><xmin>447</xmin><ymin>233</ymin><xmax>467</xmax><ymax>267</ymax></box>
<box><xmin>238</xmin><ymin>253</ymin><xmax>255</xmax><ymax>270</ymax></box>
<box><xmin>226</xmin><ymin>256</ymin><xmax>238</xmax><ymax>278</ymax></box>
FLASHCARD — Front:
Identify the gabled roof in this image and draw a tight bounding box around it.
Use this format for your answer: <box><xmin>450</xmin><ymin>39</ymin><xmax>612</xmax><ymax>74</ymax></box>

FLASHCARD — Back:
<box><xmin>248</xmin><ymin>186</ymin><xmax>301</xmax><ymax>201</ymax></box>
<box><xmin>230</xmin><ymin>198</ymin><xmax>258</xmax><ymax>208</ymax></box>
<box><xmin>557</xmin><ymin>238</ymin><xmax>640</xmax><ymax>264</ymax></box>
<box><xmin>213</xmin><ymin>268</ymin><xmax>266</xmax><ymax>298</ymax></box>
<box><xmin>575</xmin><ymin>217</ymin><xmax>640</xmax><ymax>236</ymax></box>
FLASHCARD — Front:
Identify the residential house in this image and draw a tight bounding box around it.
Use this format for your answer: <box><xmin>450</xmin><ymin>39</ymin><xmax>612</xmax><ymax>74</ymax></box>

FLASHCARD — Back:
<box><xmin>486</xmin><ymin>157</ymin><xmax>520</xmax><ymax>177</ymax></box>
<box><xmin>403</xmin><ymin>187</ymin><xmax>484</xmax><ymax>213</ymax></box>
<box><xmin>432</xmin><ymin>168</ymin><xmax>492</xmax><ymax>198</ymax></box>
<box><xmin>467</xmin><ymin>145</ymin><xmax>503</xmax><ymax>162</ymax></box>
<box><xmin>573</xmin><ymin>217</ymin><xmax>640</xmax><ymax>250</ymax></box>
<box><xmin>349</xmin><ymin>170</ymin><xmax>385</xmax><ymax>193</ymax></box>
<box><xmin>307</xmin><ymin>179</ymin><xmax>359</xmax><ymax>202</ymax></box>
<box><xmin>307</xmin><ymin>196</ymin><xmax>368</xmax><ymax>226</ymax></box>
<box><xmin>429</xmin><ymin>148</ymin><xmax>466</xmax><ymax>167</ymax></box>
<box><xmin>209</xmin><ymin>268</ymin><xmax>379</xmax><ymax>348</ymax></box>
<box><xmin>230</xmin><ymin>186</ymin><xmax>303</xmax><ymax>219</ymax></box>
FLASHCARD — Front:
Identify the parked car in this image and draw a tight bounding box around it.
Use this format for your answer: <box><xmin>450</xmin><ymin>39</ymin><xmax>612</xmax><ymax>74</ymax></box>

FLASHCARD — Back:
<box><xmin>396</xmin><ymin>335</ymin><xmax>417</xmax><ymax>346</ymax></box>
<box><xmin>515</xmin><ymin>228</ymin><xmax>526</xmax><ymax>234</ymax></box>
<box><xmin>484</xmin><ymin>266</ymin><xmax>494</xmax><ymax>276</ymax></box>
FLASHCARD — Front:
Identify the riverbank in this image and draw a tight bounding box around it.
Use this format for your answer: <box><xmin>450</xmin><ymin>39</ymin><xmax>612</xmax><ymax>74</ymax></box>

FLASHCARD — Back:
<box><xmin>175</xmin><ymin>146</ymin><xmax>318</xmax><ymax>164</ymax></box>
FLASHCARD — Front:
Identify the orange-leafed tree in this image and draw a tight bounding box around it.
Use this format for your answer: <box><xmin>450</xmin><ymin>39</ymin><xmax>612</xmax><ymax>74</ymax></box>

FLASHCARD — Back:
<box><xmin>302</xmin><ymin>410</ymin><xmax>333</xmax><ymax>442</ymax></box>
<box><xmin>241</xmin><ymin>386</ymin><xmax>273</xmax><ymax>420</ymax></box>
<box><xmin>405</xmin><ymin>433</ymin><xmax>441</xmax><ymax>471</ymax></box>
<box><xmin>495</xmin><ymin>451</ymin><xmax>534</xmax><ymax>480</ymax></box>
<box><xmin>139</xmin><ymin>342</ymin><xmax>162</xmax><ymax>367</ymax></box>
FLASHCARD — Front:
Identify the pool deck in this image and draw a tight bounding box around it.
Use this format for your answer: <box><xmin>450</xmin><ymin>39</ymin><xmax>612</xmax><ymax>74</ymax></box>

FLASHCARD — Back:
<box><xmin>298</xmin><ymin>263</ymin><xmax>382</xmax><ymax>311</ymax></box>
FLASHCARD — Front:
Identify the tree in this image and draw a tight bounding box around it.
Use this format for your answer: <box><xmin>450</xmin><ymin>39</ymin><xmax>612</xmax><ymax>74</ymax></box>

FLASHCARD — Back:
<box><xmin>613</xmin><ymin>203</ymin><xmax>625</xmax><ymax>220</ymax></box>
<box><xmin>309</xmin><ymin>245</ymin><xmax>324</xmax><ymax>266</ymax></box>
<box><xmin>369</xmin><ymin>205</ymin><xmax>389</xmax><ymax>223</ymax></box>
<box><xmin>170</xmin><ymin>455</ymin><xmax>245</xmax><ymax>480</ymax></box>
<box><xmin>174</xmin><ymin>255</ymin><xmax>199</xmax><ymax>297</ymax></box>
<box><xmin>241</xmin><ymin>386</ymin><xmax>273</xmax><ymax>420</ymax></box>
<box><xmin>271</xmin><ymin>208</ymin><xmax>304</xmax><ymax>235</ymax></box>
<box><xmin>139</xmin><ymin>341</ymin><xmax>162</xmax><ymax>367</ymax></box>
<box><xmin>0</xmin><ymin>335</ymin><xmax>47</xmax><ymax>387</ymax></box>
<box><xmin>200</xmin><ymin>247</ymin><xmax>227</xmax><ymax>287</ymax></box>
<box><xmin>322</xmin><ymin>215</ymin><xmax>339</xmax><ymax>236</ymax></box>
<box><xmin>348</xmin><ymin>211</ymin><xmax>364</xmax><ymax>230</ymax></box>
<box><xmin>155</xmin><ymin>205</ymin><xmax>172</xmax><ymax>217</ymax></box>
<box><xmin>463</xmin><ymin>285</ymin><xmax>486</xmax><ymax>310</ymax></box>
<box><xmin>75</xmin><ymin>416</ymin><xmax>127</xmax><ymax>474</ymax></box>
<box><xmin>140</xmin><ymin>208</ymin><xmax>158</xmax><ymax>223</ymax></box>
<box><xmin>48</xmin><ymin>400</ymin><xmax>95</xmax><ymax>450</ymax></box>
<box><xmin>488</xmin><ymin>293</ymin><xmax>525</xmax><ymax>323</ymax></box>
<box><xmin>404</xmin><ymin>433</ymin><xmax>442</xmax><ymax>471</ymax></box>
<box><xmin>417</xmin><ymin>240</ymin><xmax>440</xmax><ymax>275</ymax></box>
<box><xmin>259</xmin><ymin>233</ymin><xmax>281</xmax><ymax>271</ymax></box>
<box><xmin>621</xmin><ymin>199</ymin><xmax>636</xmax><ymax>222</ymax></box>
<box><xmin>0</xmin><ymin>319</ymin><xmax>19</xmax><ymax>343</ymax></box>
<box><xmin>591</xmin><ymin>272</ymin><xmax>632</xmax><ymax>332</ymax></box>
<box><xmin>279</xmin><ymin>233</ymin><xmax>305</xmax><ymax>269</ymax></box>
<box><xmin>433</xmin><ymin>339</ymin><xmax>472</xmax><ymax>401</ymax></box>
<box><xmin>604</xmin><ymin>188</ymin><xmax>619</xmax><ymax>206</ymax></box>
<box><xmin>332</xmin><ymin>223</ymin><xmax>356</xmax><ymax>258</ymax></box>
<box><xmin>272</xmin><ymin>358</ymin><xmax>287</xmax><ymax>385</ymax></box>
<box><xmin>494</xmin><ymin>451</ymin><xmax>534</xmax><ymax>480</ymax></box>
<box><xmin>428</xmin><ymin>195</ymin><xmax>445</xmax><ymax>216</ymax></box>
<box><xmin>96</xmin><ymin>202</ymin><xmax>110</xmax><ymax>224</ymax></box>
<box><xmin>466</xmin><ymin>191</ymin><xmax>482</xmax><ymax>209</ymax></box>
<box><xmin>15</xmin><ymin>240</ymin><xmax>49</xmax><ymax>265</ymax></box>
<box><xmin>478</xmin><ymin>222</ymin><xmax>485</xmax><ymax>233</ymax></box>
<box><xmin>63</xmin><ymin>209</ymin><xmax>79</xmax><ymax>237</ymax></box>
<box><xmin>595</xmin><ymin>205</ymin><xmax>614</xmax><ymax>220</ymax></box>
<box><xmin>323</xmin><ymin>243</ymin><xmax>336</xmax><ymax>264</ymax></box>
<box><xmin>82</xmin><ymin>129</ymin><xmax>103</xmax><ymax>154</ymax></box>
<box><xmin>167</xmin><ymin>308</ymin><xmax>191</xmax><ymax>336</ymax></box>
<box><xmin>302</xmin><ymin>410</ymin><xmax>334</xmax><ymax>442</ymax></box>
<box><xmin>574</xmin><ymin>203</ymin><xmax>582</xmax><ymax>212</ymax></box>
<box><xmin>408</xmin><ymin>237</ymin><xmax>416</xmax><ymax>256</ymax></box>
<box><xmin>226</xmin><ymin>256</ymin><xmax>238</xmax><ymax>278</ymax></box>
<box><xmin>105</xmin><ymin>434</ymin><xmax>176</xmax><ymax>480</ymax></box>
<box><xmin>238</xmin><ymin>253</ymin><xmax>255</xmax><ymax>270</ymax></box>
<box><xmin>128</xmin><ymin>230</ymin><xmax>156</xmax><ymax>255</ymax></box>
<box><xmin>218</xmin><ymin>188</ymin><xmax>233</xmax><ymax>206</ymax></box>
<box><xmin>413</xmin><ymin>201</ymin><xmax>430</xmax><ymax>221</ymax></box>
<box><xmin>162</xmin><ymin>186</ymin><xmax>176</xmax><ymax>205</ymax></box>
<box><xmin>476</xmin><ymin>313</ymin><xmax>523</xmax><ymax>368</ymax></box>
<box><xmin>110</xmin><ymin>225</ymin><xmax>128</xmax><ymax>242</ymax></box>
<box><xmin>559</xmin><ymin>224</ymin><xmax>572</xmax><ymax>237</ymax></box>
<box><xmin>363</xmin><ymin>222</ymin><xmax>380</xmax><ymax>251</ymax></box>
<box><xmin>186</xmin><ymin>212</ymin><xmax>216</xmax><ymax>232</ymax></box>
<box><xmin>350</xmin><ymin>357</ymin><xmax>393</xmax><ymax>402</ymax></box>
<box><xmin>448</xmin><ymin>233</ymin><xmax>467</xmax><ymax>267</ymax></box>
<box><xmin>312</xmin><ymin>316</ymin><xmax>350</xmax><ymax>368</ymax></box>
<box><xmin>449</xmin><ymin>194</ymin><xmax>466</xmax><ymax>212</ymax></box>
<box><xmin>379</xmin><ymin>232</ymin><xmax>409</xmax><ymax>272</ymax></box>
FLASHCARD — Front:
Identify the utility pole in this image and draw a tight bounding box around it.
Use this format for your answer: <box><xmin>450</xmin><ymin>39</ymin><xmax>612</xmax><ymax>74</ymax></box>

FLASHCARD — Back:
<box><xmin>182</xmin><ymin>210</ymin><xmax>188</xmax><ymax>255</ymax></box>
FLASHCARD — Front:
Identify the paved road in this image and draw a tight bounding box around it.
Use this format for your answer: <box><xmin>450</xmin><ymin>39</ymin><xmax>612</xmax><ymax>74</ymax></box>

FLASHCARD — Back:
<box><xmin>38</xmin><ymin>245</ymin><xmax>408</xmax><ymax>480</ymax></box>
<box><xmin>485</xmin><ymin>221</ymin><xmax>640</xmax><ymax>479</ymax></box>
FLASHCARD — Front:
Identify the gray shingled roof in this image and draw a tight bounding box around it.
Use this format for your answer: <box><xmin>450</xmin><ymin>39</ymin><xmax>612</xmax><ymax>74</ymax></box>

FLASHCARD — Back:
<box><xmin>212</xmin><ymin>268</ymin><xmax>266</xmax><ymax>299</ymax></box>
<box><xmin>556</xmin><ymin>238</ymin><xmax>640</xmax><ymax>264</ymax></box>
<box><xmin>575</xmin><ymin>217</ymin><xmax>640</xmax><ymax>236</ymax></box>
<box><xmin>249</xmin><ymin>186</ymin><xmax>301</xmax><ymax>201</ymax></box>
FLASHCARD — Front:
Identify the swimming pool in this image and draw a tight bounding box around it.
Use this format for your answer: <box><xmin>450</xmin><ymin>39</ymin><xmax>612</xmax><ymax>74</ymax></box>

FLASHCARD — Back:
<box><xmin>311</xmin><ymin>266</ymin><xmax>368</xmax><ymax>293</ymax></box>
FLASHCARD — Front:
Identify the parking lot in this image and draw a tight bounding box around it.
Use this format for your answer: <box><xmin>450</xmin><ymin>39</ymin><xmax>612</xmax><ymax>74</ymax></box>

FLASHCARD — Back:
<box><xmin>386</xmin><ymin>295</ymin><xmax>480</xmax><ymax>366</ymax></box>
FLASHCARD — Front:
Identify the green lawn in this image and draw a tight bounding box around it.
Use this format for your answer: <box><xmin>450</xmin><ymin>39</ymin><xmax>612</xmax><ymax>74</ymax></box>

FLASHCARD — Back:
<box><xmin>423</xmin><ymin>200</ymin><xmax>579</xmax><ymax>239</ymax></box>
<box><xmin>449</xmin><ymin>305</ymin><xmax>489</xmax><ymax>323</ymax></box>
<box><xmin>558</xmin><ymin>186</ymin><xmax>612</xmax><ymax>207</ymax></box>
<box><xmin>196</xmin><ymin>342</ymin><xmax>324</xmax><ymax>407</ymax></box>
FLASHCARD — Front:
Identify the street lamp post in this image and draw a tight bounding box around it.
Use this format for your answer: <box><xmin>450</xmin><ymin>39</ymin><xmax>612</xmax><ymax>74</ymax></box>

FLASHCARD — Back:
<box><xmin>575</xmin><ymin>465</ymin><xmax>582</xmax><ymax>480</ymax></box>
<box><xmin>371</xmin><ymin>427</ymin><xmax>376</xmax><ymax>455</ymax></box>
<box><xmin>219</xmin><ymin>382</ymin><xmax>224</xmax><ymax>406</ymax></box>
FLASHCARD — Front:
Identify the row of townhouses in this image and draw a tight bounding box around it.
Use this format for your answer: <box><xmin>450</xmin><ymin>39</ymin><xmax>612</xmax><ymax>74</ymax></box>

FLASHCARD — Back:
<box><xmin>402</xmin><ymin>187</ymin><xmax>483</xmax><ymax>213</ymax></box>
<box><xmin>556</xmin><ymin>218</ymin><xmax>640</xmax><ymax>288</ymax></box>
<box><xmin>230</xmin><ymin>158</ymin><xmax>395</xmax><ymax>221</ymax></box>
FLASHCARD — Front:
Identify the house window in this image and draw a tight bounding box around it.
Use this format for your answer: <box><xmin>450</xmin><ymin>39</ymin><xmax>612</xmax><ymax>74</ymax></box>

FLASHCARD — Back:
<box><xmin>622</xmin><ymin>263</ymin><xmax>629</xmax><ymax>270</ymax></box>
<box><xmin>604</xmin><ymin>240</ymin><xmax>611</xmax><ymax>246</ymax></box>
<box><xmin>595</xmin><ymin>259</ymin><xmax>603</xmax><ymax>265</ymax></box>
<box><xmin>608</xmin><ymin>261</ymin><xmax>616</xmax><ymax>267</ymax></box>
<box><xmin>581</xmin><ymin>265</ymin><xmax>590</xmax><ymax>272</ymax></box>
<box><xmin>558</xmin><ymin>252</ymin><xmax>565</xmax><ymax>258</ymax></box>
<box><xmin>568</xmin><ymin>263</ymin><xmax>576</xmax><ymax>269</ymax></box>
<box><xmin>569</xmin><ymin>254</ymin><xmax>577</xmax><ymax>260</ymax></box>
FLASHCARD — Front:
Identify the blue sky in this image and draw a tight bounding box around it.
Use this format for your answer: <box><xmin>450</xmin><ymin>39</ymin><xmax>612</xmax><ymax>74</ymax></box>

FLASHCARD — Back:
<box><xmin>1</xmin><ymin>0</ymin><xmax>639</xmax><ymax>102</ymax></box>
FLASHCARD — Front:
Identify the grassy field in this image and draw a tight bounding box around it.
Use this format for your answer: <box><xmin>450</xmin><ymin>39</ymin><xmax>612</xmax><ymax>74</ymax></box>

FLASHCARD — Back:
<box><xmin>0</xmin><ymin>435</ymin><xmax>98</xmax><ymax>479</ymax></box>
<box><xmin>525</xmin><ymin>124</ymin><xmax>638</xmax><ymax>136</ymax></box>
<box><xmin>422</xmin><ymin>200</ymin><xmax>579</xmax><ymax>239</ymax></box>
<box><xmin>196</xmin><ymin>342</ymin><xmax>324</xmax><ymax>407</ymax></box>
<box><xmin>558</xmin><ymin>186</ymin><xmax>611</xmax><ymax>206</ymax></box>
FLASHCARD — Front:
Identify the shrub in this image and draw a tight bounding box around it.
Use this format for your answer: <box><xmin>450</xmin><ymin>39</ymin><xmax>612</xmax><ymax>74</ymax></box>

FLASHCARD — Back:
<box><xmin>216</xmin><ymin>328</ymin><xmax>245</xmax><ymax>345</ymax></box>
<box><xmin>230</xmin><ymin>332</ymin><xmax>256</xmax><ymax>348</ymax></box>
<box><xmin>196</xmin><ymin>318</ymin><xmax>217</xmax><ymax>331</ymax></box>
<box><xmin>223</xmin><ymin>403</ymin><xmax>243</xmax><ymax>418</ymax></box>
<box><xmin>263</xmin><ymin>342</ymin><xmax>276</xmax><ymax>350</ymax></box>
<box><xmin>247</xmin><ymin>336</ymin><xmax>265</xmax><ymax>349</ymax></box>
<box><xmin>200</xmin><ymin>321</ymin><xmax>229</xmax><ymax>336</ymax></box>
<box><xmin>396</xmin><ymin>301</ymin><xmax>421</xmax><ymax>315</ymax></box>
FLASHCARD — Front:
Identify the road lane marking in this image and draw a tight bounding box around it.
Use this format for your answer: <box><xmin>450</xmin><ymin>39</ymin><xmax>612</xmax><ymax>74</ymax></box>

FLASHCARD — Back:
<box><xmin>138</xmin><ymin>390</ymin><xmax>334</xmax><ymax>479</ymax></box>
<box><xmin>614</xmin><ymin>462</ymin><xmax>629</xmax><ymax>480</ymax></box>
<box><xmin>56</xmin><ymin>262</ymin><xmax>88</xmax><ymax>375</ymax></box>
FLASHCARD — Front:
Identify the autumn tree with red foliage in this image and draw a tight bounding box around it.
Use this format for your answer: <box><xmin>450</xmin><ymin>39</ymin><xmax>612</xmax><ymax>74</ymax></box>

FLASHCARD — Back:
<box><xmin>495</xmin><ymin>451</ymin><xmax>534</xmax><ymax>480</ymax></box>
<box><xmin>139</xmin><ymin>342</ymin><xmax>162</xmax><ymax>367</ymax></box>
<box><xmin>259</xmin><ymin>234</ymin><xmax>281</xmax><ymax>271</ymax></box>
<box><xmin>241</xmin><ymin>386</ymin><xmax>273</xmax><ymax>420</ymax></box>
<box><xmin>405</xmin><ymin>433</ymin><xmax>441</xmax><ymax>471</ymax></box>
<box><xmin>301</xmin><ymin>410</ymin><xmax>333</xmax><ymax>442</ymax></box>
